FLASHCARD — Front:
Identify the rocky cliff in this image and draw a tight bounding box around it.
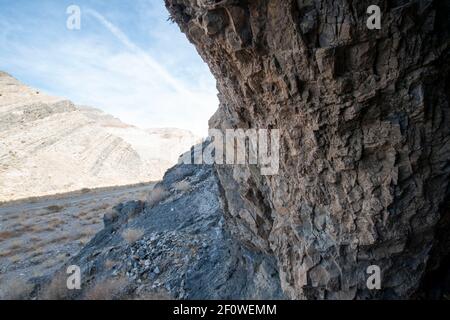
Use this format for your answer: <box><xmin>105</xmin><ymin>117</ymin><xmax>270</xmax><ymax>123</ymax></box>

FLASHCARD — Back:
<box><xmin>163</xmin><ymin>0</ymin><xmax>450</xmax><ymax>299</ymax></box>
<box><xmin>44</xmin><ymin>0</ymin><xmax>450</xmax><ymax>300</ymax></box>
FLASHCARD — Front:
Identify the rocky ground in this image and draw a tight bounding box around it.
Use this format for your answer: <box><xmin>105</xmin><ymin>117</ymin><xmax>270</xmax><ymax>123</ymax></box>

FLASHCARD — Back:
<box><xmin>0</xmin><ymin>183</ymin><xmax>155</xmax><ymax>299</ymax></box>
<box><xmin>26</xmin><ymin>160</ymin><xmax>284</xmax><ymax>300</ymax></box>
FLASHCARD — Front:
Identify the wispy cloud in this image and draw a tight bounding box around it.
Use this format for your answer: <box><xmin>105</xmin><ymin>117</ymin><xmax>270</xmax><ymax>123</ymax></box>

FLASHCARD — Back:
<box><xmin>85</xmin><ymin>8</ymin><xmax>189</xmax><ymax>95</ymax></box>
<box><xmin>0</xmin><ymin>0</ymin><xmax>218</xmax><ymax>136</ymax></box>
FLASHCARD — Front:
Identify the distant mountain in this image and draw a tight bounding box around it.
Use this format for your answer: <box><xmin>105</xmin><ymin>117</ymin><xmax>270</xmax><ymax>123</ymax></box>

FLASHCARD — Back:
<box><xmin>0</xmin><ymin>72</ymin><xmax>201</xmax><ymax>201</ymax></box>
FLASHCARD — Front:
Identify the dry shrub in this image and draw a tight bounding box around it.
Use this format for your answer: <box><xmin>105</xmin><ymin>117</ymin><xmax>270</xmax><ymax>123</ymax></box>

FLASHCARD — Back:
<box><xmin>121</xmin><ymin>228</ymin><xmax>144</xmax><ymax>244</ymax></box>
<box><xmin>0</xmin><ymin>278</ymin><xmax>33</xmax><ymax>300</ymax></box>
<box><xmin>28</xmin><ymin>248</ymin><xmax>44</xmax><ymax>259</ymax></box>
<box><xmin>48</xmin><ymin>219</ymin><xmax>64</xmax><ymax>229</ymax></box>
<box><xmin>9</xmin><ymin>255</ymin><xmax>21</xmax><ymax>263</ymax></box>
<box><xmin>7</xmin><ymin>239</ymin><xmax>23</xmax><ymax>251</ymax></box>
<box><xmin>32</xmin><ymin>226</ymin><xmax>53</xmax><ymax>233</ymax></box>
<box><xmin>42</xmin><ymin>235</ymin><xmax>70</xmax><ymax>246</ymax></box>
<box><xmin>104</xmin><ymin>259</ymin><xmax>117</xmax><ymax>269</ymax></box>
<box><xmin>0</xmin><ymin>250</ymin><xmax>12</xmax><ymax>259</ymax></box>
<box><xmin>174</xmin><ymin>180</ymin><xmax>191</xmax><ymax>193</ymax></box>
<box><xmin>84</xmin><ymin>277</ymin><xmax>128</xmax><ymax>300</ymax></box>
<box><xmin>80</xmin><ymin>188</ymin><xmax>91</xmax><ymax>194</ymax></box>
<box><xmin>79</xmin><ymin>238</ymin><xmax>89</xmax><ymax>246</ymax></box>
<box><xmin>93</xmin><ymin>204</ymin><xmax>110</xmax><ymax>211</ymax></box>
<box><xmin>12</xmin><ymin>224</ymin><xmax>34</xmax><ymax>234</ymax></box>
<box><xmin>40</xmin><ymin>272</ymin><xmax>70</xmax><ymax>300</ymax></box>
<box><xmin>146</xmin><ymin>186</ymin><xmax>169</xmax><ymax>208</ymax></box>
<box><xmin>46</xmin><ymin>205</ymin><xmax>64</xmax><ymax>213</ymax></box>
<box><xmin>78</xmin><ymin>211</ymin><xmax>90</xmax><ymax>218</ymax></box>
<box><xmin>0</xmin><ymin>230</ymin><xmax>19</xmax><ymax>240</ymax></box>
<box><xmin>29</xmin><ymin>236</ymin><xmax>43</xmax><ymax>243</ymax></box>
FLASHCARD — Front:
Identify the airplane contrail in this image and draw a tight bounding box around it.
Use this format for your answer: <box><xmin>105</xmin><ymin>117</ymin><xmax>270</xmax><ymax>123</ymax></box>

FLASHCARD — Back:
<box><xmin>85</xmin><ymin>8</ymin><xmax>191</xmax><ymax>96</ymax></box>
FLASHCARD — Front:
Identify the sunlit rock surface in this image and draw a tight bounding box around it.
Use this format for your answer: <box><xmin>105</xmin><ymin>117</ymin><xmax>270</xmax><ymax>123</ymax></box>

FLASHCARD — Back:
<box><xmin>0</xmin><ymin>72</ymin><xmax>200</xmax><ymax>202</ymax></box>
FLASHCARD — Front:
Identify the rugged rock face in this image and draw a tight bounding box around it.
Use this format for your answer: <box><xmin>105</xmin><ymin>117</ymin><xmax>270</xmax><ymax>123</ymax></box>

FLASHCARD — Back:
<box><xmin>165</xmin><ymin>0</ymin><xmax>450</xmax><ymax>299</ymax></box>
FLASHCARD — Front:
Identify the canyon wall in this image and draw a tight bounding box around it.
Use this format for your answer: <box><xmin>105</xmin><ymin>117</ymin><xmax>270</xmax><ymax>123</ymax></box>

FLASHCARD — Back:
<box><xmin>165</xmin><ymin>0</ymin><xmax>450</xmax><ymax>298</ymax></box>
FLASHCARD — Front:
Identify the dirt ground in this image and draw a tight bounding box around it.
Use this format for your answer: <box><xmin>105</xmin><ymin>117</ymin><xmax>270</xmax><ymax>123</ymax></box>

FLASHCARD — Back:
<box><xmin>0</xmin><ymin>183</ymin><xmax>154</xmax><ymax>297</ymax></box>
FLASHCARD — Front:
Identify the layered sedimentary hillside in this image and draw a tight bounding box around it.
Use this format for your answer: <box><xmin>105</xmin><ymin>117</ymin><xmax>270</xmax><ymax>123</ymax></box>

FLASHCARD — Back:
<box><xmin>164</xmin><ymin>0</ymin><xmax>450</xmax><ymax>299</ymax></box>
<box><xmin>42</xmin><ymin>0</ymin><xmax>450</xmax><ymax>300</ymax></box>
<box><xmin>0</xmin><ymin>72</ymin><xmax>200</xmax><ymax>202</ymax></box>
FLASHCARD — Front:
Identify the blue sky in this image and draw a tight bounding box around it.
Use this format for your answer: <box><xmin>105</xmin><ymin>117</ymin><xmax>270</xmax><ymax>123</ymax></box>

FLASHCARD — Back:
<box><xmin>0</xmin><ymin>0</ymin><xmax>218</xmax><ymax>136</ymax></box>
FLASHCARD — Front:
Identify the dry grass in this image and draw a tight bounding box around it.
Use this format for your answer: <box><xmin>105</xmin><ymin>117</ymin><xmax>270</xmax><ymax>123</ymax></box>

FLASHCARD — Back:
<box><xmin>171</xmin><ymin>166</ymin><xmax>187</xmax><ymax>179</ymax></box>
<box><xmin>8</xmin><ymin>254</ymin><xmax>21</xmax><ymax>263</ymax></box>
<box><xmin>0</xmin><ymin>230</ymin><xmax>19</xmax><ymax>240</ymax></box>
<box><xmin>121</xmin><ymin>228</ymin><xmax>144</xmax><ymax>244</ymax></box>
<box><xmin>0</xmin><ymin>278</ymin><xmax>33</xmax><ymax>300</ymax></box>
<box><xmin>174</xmin><ymin>180</ymin><xmax>191</xmax><ymax>193</ymax></box>
<box><xmin>46</xmin><ymin>205</ymin><xmax>64</xmax><ymax>213</ymax></box>
<box><xmin>84</xmin><ymin>277</ymin><xmax>128</xmax><ymax>300</ymax></box>
<box><xmin>41</xmin><ymin>235</ymin><xmax>71</xmax><ymax>246</ymax></box>
<box><xmin>78</xmin><ymin>211</ymin><xmax>90</xmax><ymax>218</ymax></box>
<box><xmin>7</xmin><ymin>239</ymin><xmax>23</xmax><ymax>251</ymax></box>
<box><xmin>80</xmin><ymin>188</ymin><xmax>91</xmax><ymax>194</ymax></box>
<box><xmin>40</xmin><ymin>272</ymin><xmax>70</xmax><ymax>300</ymax></box>
<box><xmin>78</xmin><ymin>238</ymin><xmax>89</xmax><ymax>246</ymax></box>
<box><xmin>0</xmin><ymin>251</ymin><xmax>10</xmax><ymax>259</ymax></box>
<box><xmin>28</xmin><ymin>235</ymin><xmax>43</xmax><ymax>243</ymax></box>
<box><xmin>104</xmin><ymin>259</ymin><xmax>117</xmax><ymax>269</ymax></box>
<box><xmin>0</xmin><ymin>184</ymin><xmax>157</xmax><ymax>295</ymax></box>
<box><xmin>146</xmin><ymin>186</ymin><xmax>169</xmax><ymax>208</ymax></box>
<box><xmin>84</xmin><ymin>216</ymin><xmax>100</xmax><ymax>224</ymax></box>
<box><xmin>12</xmin><ymin>224</ymin><xmax>35</xmax><ymax>234</ymax></box>
<box><xmin>93</xmin><ymin>203</ymin><xmax>110</xmax><ymax>211</ymax></box>
<box><xmin>70</xmin><ymin>231</ymin><xmax>91</xmax><ymax>243</ymax></box>
<box><xmin>28</xmin><ymin>248</ymin><xmax>44</xmax><ymax>259</ymax></box>
<box><xmin>48</xmin><ymin>218</ymin><xmax>64</xmax><ymax>229</ymax></box>
<box><xmin>5</xmin><ymin>214</ymin><xmax>20</xmax><ymax>221</ymax></box>
<box><xmin>31</xmin><ymin>226</ymin><xmax>54</xmax><ymax>233</ymax></box>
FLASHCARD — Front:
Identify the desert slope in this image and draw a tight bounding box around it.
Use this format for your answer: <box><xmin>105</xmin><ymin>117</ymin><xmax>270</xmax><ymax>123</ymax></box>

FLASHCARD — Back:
<box><xmin>0</xmin><ymin>72</ymin><xmax>200</xmax><ymax>201</ymax></box>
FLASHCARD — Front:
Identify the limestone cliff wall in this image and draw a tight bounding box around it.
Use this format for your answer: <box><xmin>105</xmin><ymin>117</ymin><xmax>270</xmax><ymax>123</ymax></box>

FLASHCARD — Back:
<box><xmin>165</xmin><ymin>0</ymin><xmax>450</xmax><ymax>299</ymax></box>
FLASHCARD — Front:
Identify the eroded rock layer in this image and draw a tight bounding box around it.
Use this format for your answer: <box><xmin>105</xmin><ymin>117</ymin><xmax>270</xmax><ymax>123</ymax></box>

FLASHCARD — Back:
<box><xmin>165</xmin><ymin>0</ymin><xmax>450</xmax><ymax>299</ymax></box>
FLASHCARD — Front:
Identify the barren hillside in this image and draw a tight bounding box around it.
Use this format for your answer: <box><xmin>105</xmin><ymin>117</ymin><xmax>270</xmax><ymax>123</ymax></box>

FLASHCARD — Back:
<box><xmin>0</xmin><ymin>72</ymin><xmax>200</xmax><ymax>202</ymax></box>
